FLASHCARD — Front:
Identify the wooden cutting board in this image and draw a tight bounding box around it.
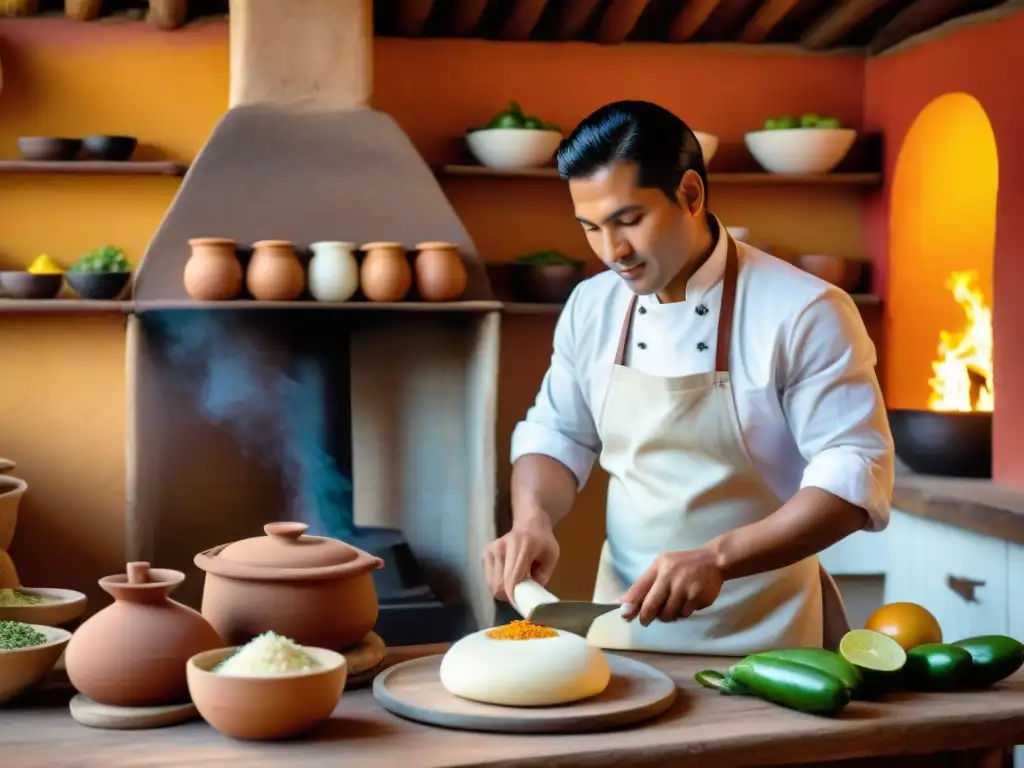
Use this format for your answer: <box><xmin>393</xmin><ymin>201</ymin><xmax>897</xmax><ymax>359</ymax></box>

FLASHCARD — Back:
<box><xmin>373</xmin><ymin>653</ymin><xmax>679</xmax><ymax>734</ymax></box>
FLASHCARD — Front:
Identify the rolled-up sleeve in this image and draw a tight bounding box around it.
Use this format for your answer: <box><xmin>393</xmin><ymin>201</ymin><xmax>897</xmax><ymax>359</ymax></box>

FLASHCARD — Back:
<box><xmin>782</xmin><ymin>290</ymin><xmax>895</xmax><ymax>531</ymax></box>
<box><xmin>510</xmin><ymin>287</ymin><xmax>601</xmax><ymax>489</ymax></box>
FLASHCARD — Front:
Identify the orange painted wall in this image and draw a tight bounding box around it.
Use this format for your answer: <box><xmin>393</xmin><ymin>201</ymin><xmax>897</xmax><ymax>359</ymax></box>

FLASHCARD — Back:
<box><xmin>863</xmin><ymin>10</ymin><xmax>1024</xmax><ymax>487</ymax></box>
<box><xmin>0</xmin><ymin>19</ymin><xmax>867</xmax><ymax>603</ymax></box>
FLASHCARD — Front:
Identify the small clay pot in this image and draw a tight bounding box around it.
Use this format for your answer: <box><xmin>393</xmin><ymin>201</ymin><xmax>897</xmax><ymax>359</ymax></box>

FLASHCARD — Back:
<box><xmin>414</xmin><ymin>242</ymin><xmax>468</xmax><ymax>302</ymax></box>
<box><xmin>359</xmin><ymin>242</ymin><xmax>412</xmax><ymax>302</ymax></box>
<box><xmin>795</xmin><ymin>254</ymin><xmax>864</xmax><ymax>292</ymax></box>
<box><xmin>0</xmin><ymin>475</ymin><xmax>27</xmax><ymax>553</ymax></box>
<box><xmin>64</xmin><ymin>562</ymin><xmax>224</xmax><ymax>707</ymax></box>
<box><xmin>246</xmin><ymin>240</ymin><xmax>306</xmax><ymax>301</ymax></box>
<box><xmin>193</xmin><ymin>522</ymin><xmax>384</xmax><ymax>650</ymax></box>
<box><xmin>184</xmin><ymin>238</ymin><xmax>243</xmax><ymax>301</ymax></box>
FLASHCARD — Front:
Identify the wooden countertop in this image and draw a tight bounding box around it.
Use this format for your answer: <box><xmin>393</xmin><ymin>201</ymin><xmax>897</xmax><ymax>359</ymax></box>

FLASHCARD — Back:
<box><xmin>4</xmin><ymin>644</ymin><xmax>1024</xmax><ymax>768</ymax></box>
<box><xmin>893</xmin><ymin>474</ymin><xmax>1024</xmax><ymax>544</ymax></box>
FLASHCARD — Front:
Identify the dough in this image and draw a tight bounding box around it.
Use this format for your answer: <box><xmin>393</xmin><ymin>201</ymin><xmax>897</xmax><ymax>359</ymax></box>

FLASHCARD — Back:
<box><xmin>439</xmin><ymin>624</ymin><xmax>611</xmax><ymax>707</ymax></box>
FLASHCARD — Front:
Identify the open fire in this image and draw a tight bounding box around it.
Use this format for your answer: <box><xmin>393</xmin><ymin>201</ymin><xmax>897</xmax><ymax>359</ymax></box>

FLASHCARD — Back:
<box><xmin>928</xmin><ymin>270</ymin><xmax>993</xmax><ymax>413</ymax></box>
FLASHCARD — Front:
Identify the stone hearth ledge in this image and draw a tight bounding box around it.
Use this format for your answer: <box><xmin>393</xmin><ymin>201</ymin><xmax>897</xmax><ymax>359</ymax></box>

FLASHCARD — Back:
<box><xmin>893</xmin><ymin>474</ymin><xmax>1024</xmax><ymax>544</ymax></box>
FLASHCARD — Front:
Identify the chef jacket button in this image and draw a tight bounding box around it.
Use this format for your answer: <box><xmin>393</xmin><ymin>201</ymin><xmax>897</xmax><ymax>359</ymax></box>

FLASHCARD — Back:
<box><xmin>696</xmin><ymin>304</ymin><xmax>709</xmax><ymax>316</ymax></box>
<box><xmin>638</xmin><ymin>306</ymin><xmax>647</xmax><ymax>315</ymax></box>
<box><xmin>696</xmin><ymin>342</ymin><xmax>708</xmax><ymax>352</ymax></box>
<box><xmin>637</xmin><ymin>342</ymin><xmax>647</xmax><ymax>350</ymax></box>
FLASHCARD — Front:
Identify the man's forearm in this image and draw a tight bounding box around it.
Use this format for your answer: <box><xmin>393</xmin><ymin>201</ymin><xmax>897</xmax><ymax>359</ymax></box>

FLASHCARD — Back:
<box><xmin>703</xmin><ymin>487</ymin><xmax>870</xmax><ymax>581</ymax></box>
<box><xmin>511</xmin><ymin>453</ymin><xmax>578</xmax><ymax>529</ymax></box>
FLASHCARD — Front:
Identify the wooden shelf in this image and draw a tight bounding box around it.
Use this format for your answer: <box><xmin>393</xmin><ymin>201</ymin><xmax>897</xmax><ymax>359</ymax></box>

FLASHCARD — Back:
<box><xmin>0</xmin><ymin>299</ymin><xmax>132</xmax><ymax>314</ymax></box>
<box><xmin>0</xmin><ymin>296</ymin><xmax>881</xmax><ymax>316</ymax></box>
<box><xmin>0</xmin><ymin>160</ymin><xmax>188</xmax><ymax>177</ymax></box>
<box><xmin>438</xmin><ymin>165</ymin><xmax>882</xmax><ymax>187</ymax></box>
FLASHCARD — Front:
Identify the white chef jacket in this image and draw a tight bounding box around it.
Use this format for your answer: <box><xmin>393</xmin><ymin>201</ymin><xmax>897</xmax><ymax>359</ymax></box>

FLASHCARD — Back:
<box><xmin>510</xmin><ymin>224</ymin><xmax>895</xmax><ymax>530</ymax></box>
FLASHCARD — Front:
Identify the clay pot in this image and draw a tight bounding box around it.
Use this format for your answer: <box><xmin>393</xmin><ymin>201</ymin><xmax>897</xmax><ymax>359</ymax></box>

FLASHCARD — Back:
<box><xmin>414</xmin><ymin>242</ymin><xmax>468</xmax><ymax>302</ymax></box>
<box><xmin>193</xmin><ymin>522</ymin><xmax>384</xmax><ymax>650</ymax></box>
<box><xmin>0</xmin><ymin>475</ymin><xmax>26</xmax><ymax>553</ymax></box>
<box><xmin>64</xmin><ymin>562</ymin><xmax>224</xmax><ymax>707</ymax></box>
<box><xmin>308</xmin><ymin>241</ymin><xmax>360</xmax><ymax>302</ymax></box>
<box><xmin>0</xmin><ymin>457</ymin><xmax>14</xmax><ymax>474</ymax></box>
<box><xmin>184</xmin><ymin>238</ymin><xmax>243</xmax><ymax>301</ymax></box>
<box><xmin>359</xmin><ymin>242</ymin><xmax>412</xmax><ymax>302</ymax></box>
<box><xmin>795</xmin><ymin>254</ymin><xmax>865</xmax><ymax>292</ymax></box>
<box><xmin>246</xmin><ymin>240</ymin><xmax>306</xmax><ymax>301</ymax></box>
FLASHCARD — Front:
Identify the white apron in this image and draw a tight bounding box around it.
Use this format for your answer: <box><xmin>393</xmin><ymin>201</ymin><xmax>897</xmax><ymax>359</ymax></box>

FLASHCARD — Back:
<box><xmin>587</xmin><ymin>234</ymin><xmax>851</xmax><ymax>656</ymax></box>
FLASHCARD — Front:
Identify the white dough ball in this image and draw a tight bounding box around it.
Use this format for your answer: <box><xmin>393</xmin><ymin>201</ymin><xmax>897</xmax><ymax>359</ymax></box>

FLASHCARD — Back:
<box><xmin>439</xmin><ymin>625</ymin><xmax>611</xmax><ymax>706</ymax></box>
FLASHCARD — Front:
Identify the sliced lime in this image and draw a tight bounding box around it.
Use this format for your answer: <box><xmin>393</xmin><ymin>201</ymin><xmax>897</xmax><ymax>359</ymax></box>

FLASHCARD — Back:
<box><xmin>839</xmin><ymin>629</ymin><xmax>908</xmax><ymax>672</ymax></box>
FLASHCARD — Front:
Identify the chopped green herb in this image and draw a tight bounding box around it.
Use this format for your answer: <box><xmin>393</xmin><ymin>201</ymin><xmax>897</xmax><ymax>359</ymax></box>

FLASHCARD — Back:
<box><xmin>0</xmin><ymin>620</ymin><xmax>47</xmax><ymax>650</ymax></box>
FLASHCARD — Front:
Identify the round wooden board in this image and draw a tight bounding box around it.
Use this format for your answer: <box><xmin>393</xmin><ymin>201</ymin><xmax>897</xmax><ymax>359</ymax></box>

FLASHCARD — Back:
<box><xmin>69</xmin><ymin>694</ymin><xmax>199</xmax><ymax>730</ymax></box>
<box><xmin>373</xmin><ymin>653</ymin><xmax>678</xmax><ymax>734</ymax></box>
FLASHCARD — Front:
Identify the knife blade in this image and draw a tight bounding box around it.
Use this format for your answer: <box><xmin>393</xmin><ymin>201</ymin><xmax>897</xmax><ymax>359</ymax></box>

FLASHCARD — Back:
<box><xmin>511</xmin><ymin>578</ymin><xmax>623</xmax><ymax>637</ymax></box>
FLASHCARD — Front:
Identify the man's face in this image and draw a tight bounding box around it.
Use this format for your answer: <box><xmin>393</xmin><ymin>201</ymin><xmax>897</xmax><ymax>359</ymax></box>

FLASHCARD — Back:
<box><xmin>569</xmin><ymin>161</ymin><xmax>704</xmax><ymax>296</ymax></box>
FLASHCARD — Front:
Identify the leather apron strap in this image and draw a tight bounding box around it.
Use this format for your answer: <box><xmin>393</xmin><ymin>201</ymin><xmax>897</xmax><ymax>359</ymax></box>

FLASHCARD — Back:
<box><xmin>613</xmin><ymin>233</ymin><xmax>739</xmax><ymax>371</ymax></box>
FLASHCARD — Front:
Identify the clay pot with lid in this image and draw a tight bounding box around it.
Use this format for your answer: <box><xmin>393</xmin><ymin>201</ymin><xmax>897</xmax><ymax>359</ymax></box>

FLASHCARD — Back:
<box><xmin>184</xmin><ymin>238</ymin><xmax>243</xmax><ymax>301</ymax></box>
<box><xmin>414</xmin><ymin>241</ymin><xmax>468</xmax><ymax>302</ymax></box>
<box><xmin>359</xmin><ymin>241</ymin><xmax>412</xmax><ymax>302</ymax></box>
<box><xmin>246</xmin><ymin>240</ymin><xmax>306</xmax><ymax>301</ymax></box>
<box><xmin>64</xmin><ymin>562</ymin><xmax>224</xmax><ymax>707</ymax></box>
<box><xmin>193</xmin><ymin>522</ymin><xmax>384</xmax><ymax>650</ymax></box>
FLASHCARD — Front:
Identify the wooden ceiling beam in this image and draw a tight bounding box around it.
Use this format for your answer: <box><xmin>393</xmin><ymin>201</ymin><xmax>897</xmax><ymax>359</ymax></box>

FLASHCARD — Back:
<box><xmin>500</xmin><ymin>0</ymin><xmax>550</xmax><ymax>40</ymax></box>
<box><xmin>446</xmin><ymin>0</ymin><xmax>489</xmax><ymax>36</ymax></box>
<box><xmin>867</xmin><ymin>0</ymin><xmax>970</xmax><ymax>55</ymax></box>
<box><xmin>737</xmin><ymin>0</ymin><xmax>803</xmax><ymax>43</ymax></box>
<box><xmin>668</xmin><ymin>0</ymin><xmax>727</xmax><ymax>42</ymax></box>
<box><xmin>595</xmin><ymin>0</ymin><xmax>651</xmax><ymax>44</ymax></box>
<box><xmin>395</xmin><ymin>0</ymin><xmax>436</xmax><ymax>36</ymax></box>
<box><xmin>800</xmin><ymin>0</ymin><xmax>894</xmax><ymax>49</ymax></box>
<box><xmin>550</xmin><ymin>0</ymin><xmax>604</xmax><ymax>40</ymax></box>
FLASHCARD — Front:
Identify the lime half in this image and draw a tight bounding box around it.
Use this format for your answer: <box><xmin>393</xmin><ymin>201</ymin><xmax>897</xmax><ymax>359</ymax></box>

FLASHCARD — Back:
<box><xmin>839</xmin><ymin>629</ymin><xmax>908</xmax><ymax>672</ymax></box>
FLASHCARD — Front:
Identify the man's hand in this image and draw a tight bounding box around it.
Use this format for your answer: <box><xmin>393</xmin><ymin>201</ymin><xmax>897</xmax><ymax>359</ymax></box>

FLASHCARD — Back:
<box><xmin>483</xmin><ymin>517</ymin><xmax>560</xmax><ymax>604</ymax></box>
<box><xmin>619</xmin><ymin>548</ymin><xmax>725</xmax><ymax>626</ymax></box>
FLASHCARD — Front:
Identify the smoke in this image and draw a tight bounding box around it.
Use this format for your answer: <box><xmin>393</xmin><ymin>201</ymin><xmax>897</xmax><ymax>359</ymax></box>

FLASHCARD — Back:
<box><xmin>146</xmin><ymin>311</ymin><xmax>353</xmax><ymax>539</ymax></box>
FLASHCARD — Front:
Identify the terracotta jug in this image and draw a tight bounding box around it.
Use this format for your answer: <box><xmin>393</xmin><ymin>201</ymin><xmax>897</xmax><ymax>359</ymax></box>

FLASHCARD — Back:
<box><xmin>65</xmin><ymin>562</ymin><xmax>224</xmax><ymax>707</ymax></box>
<box><xmin>414</xmin><ymin>242</ymin><xmax>468</xmax><ymax>302</ymax></box>
<box><xmin>184</xmin><ymin>238</ymin><xmax>243</xmax><ymax>301</ymax></box>
<box><xmin>308</xmin><ymin>241</ymin><xmax>360</xmax><ymax>303</ymax></box>
<box><xmin>246</xmin><ymin>240</ymin><xmax>306</xmax><ymax>301</ymax></box>
<box><xmin>359</xmin><ymin>241</ymin><xmax>412</xmax><ymax>302</ymax></box>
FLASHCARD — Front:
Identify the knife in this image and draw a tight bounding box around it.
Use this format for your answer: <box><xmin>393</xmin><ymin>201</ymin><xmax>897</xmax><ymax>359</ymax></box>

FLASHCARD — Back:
<box><xmin>511</xmin><ymin>578</ymin><xmax>623</xmax><ymax>637</ymax></box>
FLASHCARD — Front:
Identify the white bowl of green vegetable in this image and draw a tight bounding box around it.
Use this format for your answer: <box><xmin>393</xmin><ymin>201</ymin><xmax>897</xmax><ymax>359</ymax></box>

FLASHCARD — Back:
<box><xmin>466</xmin><ymin>100</ymin><xmax>563</xmax><ymax>170</ymax></box>
<box><xmin>745</xmin><ymin>115</ymin><xmax>856</xmax><ymax>175</ymax></box>
<box><xmin>0</xmin><ymin>588</ymin><xmax>87</xmax><ymax>627</ymax></box>
<box><xmin>0</xmin><ymin>622</ymin><xmax>71</xmax><ymax>704</ymax></box>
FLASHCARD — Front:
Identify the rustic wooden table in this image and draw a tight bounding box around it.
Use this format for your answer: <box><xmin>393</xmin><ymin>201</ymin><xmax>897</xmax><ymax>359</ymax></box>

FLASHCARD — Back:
<box><xmin>3</xmin><ymin>643</ymin><xmax>1022</xmax><ymax>768</ymax></box>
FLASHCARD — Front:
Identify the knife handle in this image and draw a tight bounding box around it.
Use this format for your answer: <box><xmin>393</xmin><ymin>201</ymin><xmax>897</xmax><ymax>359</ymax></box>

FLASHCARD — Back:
<box><xmin>512</xmin><ymin>578</ymin><xmax>560</xmax><ymax>618</ymax></box>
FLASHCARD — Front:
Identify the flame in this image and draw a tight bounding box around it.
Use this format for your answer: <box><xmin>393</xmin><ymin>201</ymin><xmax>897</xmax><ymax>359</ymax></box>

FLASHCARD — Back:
<box><xmin>928</xmin><ymin>270</ymin><xmax>993</xmax><ymax>412</ymax></box>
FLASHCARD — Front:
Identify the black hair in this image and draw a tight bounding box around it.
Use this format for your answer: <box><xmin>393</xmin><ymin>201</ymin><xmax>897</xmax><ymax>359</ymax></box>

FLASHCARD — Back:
<box><xmin>555</xmin><ymin>100</ymin><xmax>708</xmax><ymax>205</ymax></box>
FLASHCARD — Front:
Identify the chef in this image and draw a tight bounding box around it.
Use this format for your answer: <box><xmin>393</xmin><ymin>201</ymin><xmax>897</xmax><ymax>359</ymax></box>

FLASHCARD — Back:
<box><xmin>483</xmin><ymin>100</ymin><xmax>895</xmax><ymax>655</ymax></box>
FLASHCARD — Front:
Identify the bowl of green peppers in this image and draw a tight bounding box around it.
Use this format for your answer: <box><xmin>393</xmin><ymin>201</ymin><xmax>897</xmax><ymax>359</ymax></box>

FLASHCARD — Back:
<box><xmin>507</xmin><ymin>251</ymin><xmax>586</xmax><ymax>304</ymax></box>
<box><xmin>64</xmin><ymin>245</ymin><xmax>133</xmax><ymax>300</ymax></box>
<box><xmin>466</xmin><ymin>101</ymin><xmax>563</xmax><ymax>170</ymax></box>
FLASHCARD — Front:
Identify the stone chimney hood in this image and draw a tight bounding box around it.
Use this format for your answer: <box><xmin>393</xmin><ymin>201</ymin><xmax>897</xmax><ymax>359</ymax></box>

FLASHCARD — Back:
<box><xmin>133</xmin><ymin>0</ymin><xmax>493</xmax><ymax>304</ymax></box>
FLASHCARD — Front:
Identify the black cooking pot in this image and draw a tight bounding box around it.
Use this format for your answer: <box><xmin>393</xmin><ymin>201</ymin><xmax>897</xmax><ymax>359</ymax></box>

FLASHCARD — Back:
<box><xmin>887</xmin><ymin>408</ymin><xmax>992</xmax><ymax>478</ymax></box>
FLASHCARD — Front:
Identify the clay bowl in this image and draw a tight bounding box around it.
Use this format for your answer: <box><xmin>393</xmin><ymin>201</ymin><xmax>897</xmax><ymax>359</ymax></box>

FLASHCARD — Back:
<box><xmin>0</xmin><ymin>588</ymin><xmax>88</xmax><ymax>628</ymax></box>
<box><xmin>794</xmin><ymin>254</ymin><xmax>864</xmax><ymax>292</ymax></box>
<box><xmin>507</xmin><ymin>262</ymin><xmax>587</xmax><ymax>304</ymax></box>
<box><xmin>0</xmin><ymin>271</ymin><xmax>63</xmax><ymax>300</ymax></box>
<box><xmin>0</xmin><ymin>624</ymin><xmax>72</xmax><ymax>704</ymax></box>
<box><xmin>187</xmin><ymin>646</ymin><xmax>347</xmax><ymax>741</ymax></box>
<box><xmin>0</xmin><ymin>458</ymin><xmax>13</xmax><ymax>475</ymax></box>
<box><xmin>65</xmin><ymin>271</ymin><xmax>131</xmax><ymax>300</ymax></box>
<box><xmin>82</xmin><ymin>135</ymin><xmax>137</xmax><ymax>162</ymax></box>
<box><xmin>0</xmin><ymin>475</ymin><xmax>27</xmax><ymax>553</ymax></box>
<box><xmin>17</xmin><ymin>137</ymin><xmax>81</xmax><ymax>162</ymax></box>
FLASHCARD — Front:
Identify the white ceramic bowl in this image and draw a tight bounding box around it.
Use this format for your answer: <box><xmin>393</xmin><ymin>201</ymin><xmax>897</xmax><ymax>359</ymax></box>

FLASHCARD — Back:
<box><xmin>0</xmin><ymin>588</ymin><xmax>88</xmax><ymax>627</ymax></box>
<box><xmin>465</xmin><ymin>128</ymin><xmax>563</xmax><ymax>170</ymax></box>
<box><xmin>693</xmin><ymin>131</ymin><xmax>719</xmax><ymax>166</ymax></box>
<box><xmin>744</xmin><ymin>128</ymin><xmax>857</xmax><ymax>174</ymax></box>
<box><xmin>0</xmin><ymin>624</ymin><xmax>71</xmax><ymax>704</ymax></box>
